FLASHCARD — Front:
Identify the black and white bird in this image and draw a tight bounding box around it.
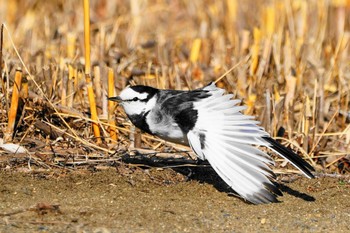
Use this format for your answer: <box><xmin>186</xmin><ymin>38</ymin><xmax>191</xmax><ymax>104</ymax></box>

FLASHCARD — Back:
<box><xmin>109</xmin><ymin>82</ymin><xmax>315</xmax><ymax>204</ymax></box>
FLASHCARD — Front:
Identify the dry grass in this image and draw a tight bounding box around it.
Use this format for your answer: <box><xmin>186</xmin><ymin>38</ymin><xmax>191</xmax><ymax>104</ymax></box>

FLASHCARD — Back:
<box><xmin>0</xmin><ymin>0</ymin><xmax>349</xmax><ymax>174</ymax></box>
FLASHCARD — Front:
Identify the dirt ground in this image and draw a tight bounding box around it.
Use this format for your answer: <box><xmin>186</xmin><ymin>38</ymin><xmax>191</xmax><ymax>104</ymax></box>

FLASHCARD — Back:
<box><xmin>0</xmin><ymin>165</ymin><xmax>349</xmax><ymax>233</ymax></box>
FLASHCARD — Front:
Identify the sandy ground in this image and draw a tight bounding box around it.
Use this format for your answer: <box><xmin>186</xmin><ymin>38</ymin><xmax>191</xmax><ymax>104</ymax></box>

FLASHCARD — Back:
<box><xmin>0</xmin><ymin>166</ymin><xmax>349</xmax><ymax>233</ymax></box>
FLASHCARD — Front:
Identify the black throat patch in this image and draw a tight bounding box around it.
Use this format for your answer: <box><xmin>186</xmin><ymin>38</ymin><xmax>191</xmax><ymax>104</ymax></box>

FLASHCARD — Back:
<box><xmin>128</xmin><ymin>111</ymin><xmax>152</xmax><ymax>135</ymax></box>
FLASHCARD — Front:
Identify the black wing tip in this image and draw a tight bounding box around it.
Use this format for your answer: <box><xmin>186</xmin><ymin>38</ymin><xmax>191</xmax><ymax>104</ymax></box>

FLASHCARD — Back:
<box><xmin>243</xmin><ymin>182</ymin><xmax>283</xmax><ymax>205</ymax></box>
<box><xmin>263</xmin><ymin>136</ymin><xmax>315</xmax><ymax>179</ymax></box>
<box><xmin>246</xmin><ymin>191</ymin><xmax>279</xmax><ymax>205</ymax></box>
<box><xmin>264</xmin><ymin>181</ymin><xmax>283</xmax><ymax>197</ymax></box>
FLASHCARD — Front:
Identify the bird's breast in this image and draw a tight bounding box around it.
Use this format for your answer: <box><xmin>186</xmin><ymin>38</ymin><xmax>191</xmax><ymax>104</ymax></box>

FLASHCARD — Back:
<box><xmin>146</xmin><ymin>110</ymin><xmax>188</xmax><ymax>145</ymax></box>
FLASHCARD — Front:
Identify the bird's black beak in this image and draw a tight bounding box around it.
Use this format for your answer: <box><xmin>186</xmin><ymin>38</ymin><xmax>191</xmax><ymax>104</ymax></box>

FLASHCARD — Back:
<box><xmin>108</xmin><ymin>96</ymin><xmax>122</xmax><ymax>102</ymax></box>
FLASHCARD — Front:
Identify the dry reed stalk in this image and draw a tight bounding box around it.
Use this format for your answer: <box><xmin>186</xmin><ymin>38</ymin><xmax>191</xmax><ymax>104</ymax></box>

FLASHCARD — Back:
<box><xmin>84</xmin><ymin>0</ymin><xmax>101</xmax><ymax>144</ymax></box>
<box><xmin>67</xmin><ymin>64</ymin><xmax>74</xmax><ymax>108</ymax></box>
<box><xmin>316</xmin><ymin>1</ymin><xmax>328</xmax><ymax>57</ymax></box>
<box><xmin>190</xmin><ymin>38</ymin><xmax>201</xmax><ymax>63</ymax></box>
<box><xmin>245</xmin><ymin>93</ymin><xmax>256</xmax><ymax>116</ymax></box>
<box><xmin>200</xmin><ymin>39</ymin><xmax>210</xmax><ymax>66</ymax></box>
<box><xmin>285</xmin><ymin>73</ymin><xmax>296</xmax><ymax>139</ymax></box>
<box><xmin>264</xmin><ymin>89</ymin><xmax>271</xmax><ymax>133</ymax></box>
<box><xmin>226</xmin><ymin>0</ymin><xmax>237</xmax><ymax>22</ymax></box>
<box><xmin>271</xmin><ymin>86</ymin><xmax>283</xmax><ymax>137</ymax></box>
<box><xmin>0</xmin><ymin>24</ymin><xmax>3</xmax><ymax>82</ymax></box>
<box><xmin>75</xmin><ymin>69</ymin><xmax>84</xmax><ymax>105</ymax></box>
<box><xmin>155</xmin><ymin>67</ymin><xmax>160</xmax><ymax>89</ymax></box>
<box><xmin>129</xmin><ymin>125</ymin><xmax>135</xmax><ymax>148</ymax></box>
<box><xmin>274</xmin><ymin>7</ymin><xmax>285</xmax><ymax>84</ymax></box>
<box><xmin>4</xmin><ymin>69</ymin><xmax>22</xmax><ymax>142</ymax></box>
<box><xmin>107</xmin><ymin>68</ymin><xmax>118</xmax><ymax>141</ymax></box>
<box><xmin>86</xmin><ymin>75</ymin><xmax>101</xmax><ymax>143</ymax></box>
<box><xmin>302</xmin><ymin>96</ymin><xmax>312</xmax><ymax>153</ymax></box>
<box><xmin>284</xmin><ymin>0</ymin><xmax>296</xmax><ymax>50</ymax></box>
<box><xmin>129</xmin><ymin>0</ymin><xmax>143</xmax><ymax>48</ymax></box>
<box><xmin>61</xmin><ymin>67</ymin><xmax>67</xmax><ymax>106</ymax></box>
<box><xmin>159</xmin><ymin>65</ymin><xmax>167</xmax><ymax>89</ymax></box>
<box><xmin>83</xmin><ymin>0</ymin><xmax>91</xmax><ymax>75</ymax></box>
<box><xmin>236</xmin><ymin>66</ymin><xmax>247</xmax><ymax>98</ymax></box>
<box><xmin>134</xmin><ymin>128</ymin><xmax>142</xmax><ymax>148</ymax></box>
<box><xmin>334</xmin><ymin>0</ymin><xmax>346</xmax><ymax>40</ymax></box>
<box><xmin>264</xmin><ymin>5</ymin><xmax>275</xmax><ymax>37</ymax></box>
<box><xmin>5</xmin><ymin>1</ymin><xmax>17</xmax><ymax>25</ymax></box>
<box><xmin>101</xmin><ymin>89</ymin><xmax>108</xmax><ymax>119</ymax></box>
<box><xmin>256</xmin><ymin>5</ymin><xmax>275</xmax><ymax>82</ymax></box>
<box><xmin>67</xmin><ymin>32</ymin><xmax>76</xmax><ymax>59</ymax></box>
<box><xmin>93</xmin><ymin>65</ymin><xmax>102</xmax><ymax>100</ymax></box>
<box><xmin>21</xmin><ymin>76</ymin><xmax>28</xmax><ymax>99</ymax></box>
<box><xmin>250</xmin><ymin>27</ymin><xmax>260</xmax><ymax>76</ymax></box>
<box><xmin>283</xmin><ymin>34</ymin><xmax>294</xmax><ymax>105</ymax></box>
<box><xmin>240</xmin><ymin>30</ymin><xmax>250</xmax><ymax>56</ymax></box>
<box><xmin>225</xmin><ymin>0</ymin><xmax>237</xmax><ymax>44</ymax></box>
<box><xmin>295</xmin><ymin>0</ymin><xmax>307</xmax><ymax>56</ymax></box>
<box><xmin>49</xmin><ymin>64</ymin><xmax>58</xmax><ymax>98</ymax></box>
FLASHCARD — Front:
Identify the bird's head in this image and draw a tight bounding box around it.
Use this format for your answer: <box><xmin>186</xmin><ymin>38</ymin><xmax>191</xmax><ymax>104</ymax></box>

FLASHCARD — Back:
<box><xmin>109</xmin><ymin>85</ymin><xmax>158</xmax><ymax>117</ymax></box>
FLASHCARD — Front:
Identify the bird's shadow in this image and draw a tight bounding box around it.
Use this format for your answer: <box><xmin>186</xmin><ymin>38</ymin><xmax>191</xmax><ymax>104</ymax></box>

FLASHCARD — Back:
<box><xmin>120</xmin><ymin>154</ymin><xmax>315</xmax><ymax>203</ymax></box>
<box><xmin>278</xmin><ymin>183</ymin><xmax>315</xmax><ymax>202</ymax></box>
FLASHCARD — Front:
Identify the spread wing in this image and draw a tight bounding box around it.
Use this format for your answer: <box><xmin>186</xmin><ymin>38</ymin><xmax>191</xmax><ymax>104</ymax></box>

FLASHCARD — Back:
<box><xmin>145</xmin><ymin>89</ymin><xmax>212</xmax><ymax>145</ymax></box>
<box><xmin>187</xmin><ymin>83</ymin><xmax>314</xmax><ymax>204</ymax></box>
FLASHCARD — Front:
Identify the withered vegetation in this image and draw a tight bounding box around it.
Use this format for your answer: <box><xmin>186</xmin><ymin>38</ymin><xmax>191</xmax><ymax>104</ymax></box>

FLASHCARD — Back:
<box><xmin>0</xmin><ymin>0</ymin><xmax>349</xmax><ymax>175</ymax></box>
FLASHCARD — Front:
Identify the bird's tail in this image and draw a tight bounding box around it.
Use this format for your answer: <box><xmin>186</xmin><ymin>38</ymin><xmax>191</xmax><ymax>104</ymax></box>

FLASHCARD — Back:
<box><xmin>263</xmin><ymin>136</ymin><xmax>315</xmax><ymax>179</ymax></box>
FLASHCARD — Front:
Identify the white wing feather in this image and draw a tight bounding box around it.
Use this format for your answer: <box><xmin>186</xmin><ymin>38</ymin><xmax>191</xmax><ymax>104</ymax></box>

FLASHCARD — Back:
<box><xmin>187</xmin><ymin>85</ymin><xmax>281</xmax><ymax>204</ymax></box>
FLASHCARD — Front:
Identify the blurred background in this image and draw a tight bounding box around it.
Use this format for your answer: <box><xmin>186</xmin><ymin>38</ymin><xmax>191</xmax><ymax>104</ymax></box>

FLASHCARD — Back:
<box><xmin>0</xmin><ymin>0</ymin><xmax>349</xmax><ymax>173</ymax></box>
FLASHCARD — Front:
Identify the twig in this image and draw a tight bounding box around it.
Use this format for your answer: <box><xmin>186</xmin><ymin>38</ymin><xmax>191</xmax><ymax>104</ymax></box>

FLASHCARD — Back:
<box><xmin>214</xmin><ymin>55</ymin><xmax>250</xmax><ymax>84</ymax></box>
<box><xmin>308</xmin><ymin>109</ymin><xmax>339</xmax><ymax>157</ymax></box>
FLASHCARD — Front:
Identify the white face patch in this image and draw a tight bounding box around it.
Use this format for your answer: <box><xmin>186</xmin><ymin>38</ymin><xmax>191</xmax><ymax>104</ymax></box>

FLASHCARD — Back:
<box><xmin>118</xmin><ymin>87</ymin><xmax>156</xmax><ymax>116</ymax></box>
<box><xmin>121</xmin><ymin>100</ymin><xmax>147</xmax><ymax>116</ymax></box>
<box><xmin>119</xmin><ymin>87</ymin><xmax>148</xmax><ymax>101</ymax></box>
<box><xmin>144</xmin><ymin>95</ymin><xmax>157</xmax><ymax>112</ymax></box>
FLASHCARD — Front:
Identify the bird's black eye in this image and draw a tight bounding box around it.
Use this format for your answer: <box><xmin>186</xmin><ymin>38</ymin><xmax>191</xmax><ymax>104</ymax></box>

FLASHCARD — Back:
<box><xmin>132</xmin><ymin>97</ymin><xmax>138</xmax><ymax>101</ymax></box>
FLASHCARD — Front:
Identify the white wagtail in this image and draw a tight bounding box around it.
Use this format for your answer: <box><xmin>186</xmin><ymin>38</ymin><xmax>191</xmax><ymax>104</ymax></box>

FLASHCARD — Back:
<box><xmin>109</xmin><ymin>82</ymin><xmax>315</xmax><ymax>204</ymax></box>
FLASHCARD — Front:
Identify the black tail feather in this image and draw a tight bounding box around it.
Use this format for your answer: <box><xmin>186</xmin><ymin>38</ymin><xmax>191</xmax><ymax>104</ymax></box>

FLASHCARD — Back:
<box><xmin>263</xmin><ymin>136</ymin><xmax>315</xmax><ymax>179</ymax></box>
